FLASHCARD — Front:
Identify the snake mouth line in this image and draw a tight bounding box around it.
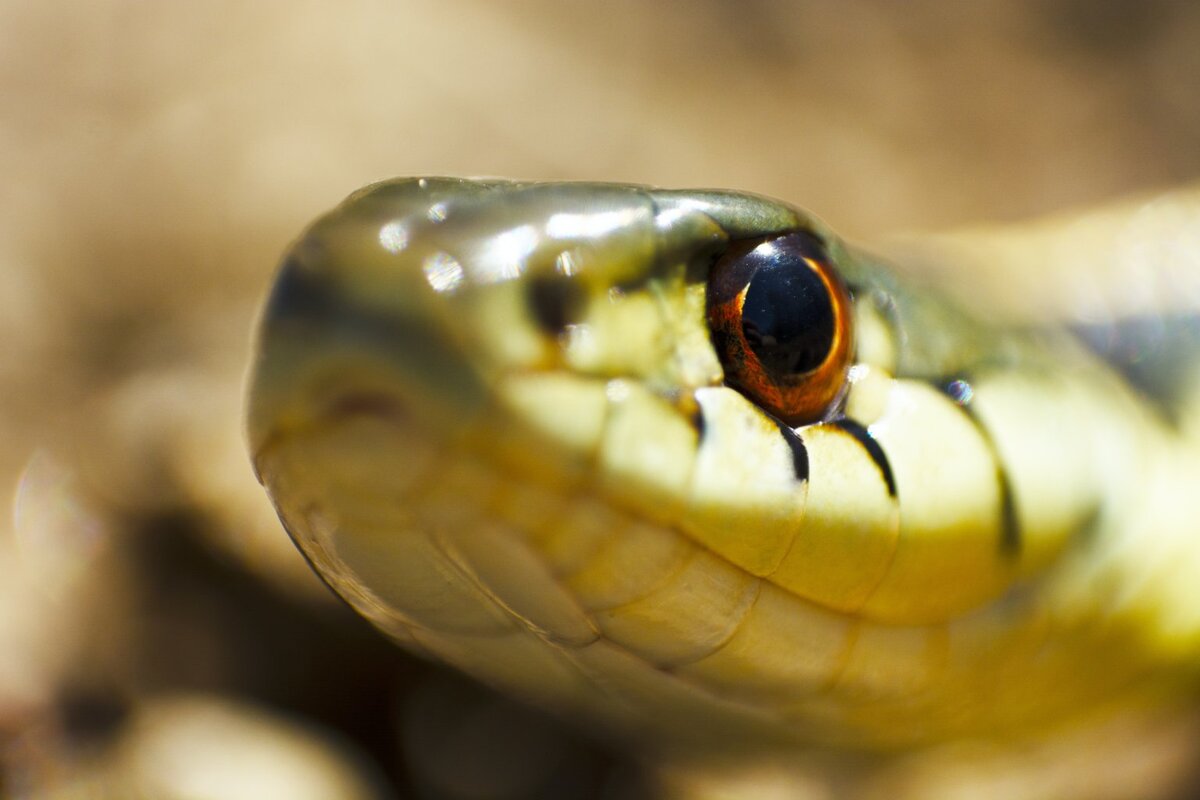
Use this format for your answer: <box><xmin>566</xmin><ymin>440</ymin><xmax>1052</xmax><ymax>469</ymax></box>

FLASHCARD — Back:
<box><xmin>251</xmin><ymin>388</ymin><xmax>417</xmax><ymax>484</ymax></box>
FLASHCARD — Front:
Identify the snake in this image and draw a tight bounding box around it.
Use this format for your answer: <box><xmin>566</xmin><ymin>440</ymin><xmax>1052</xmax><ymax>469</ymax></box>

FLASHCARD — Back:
<box><xmin>245</xmin><ymin>178</ymin><xmax>1200</xmax><ymax>789</ymax></box>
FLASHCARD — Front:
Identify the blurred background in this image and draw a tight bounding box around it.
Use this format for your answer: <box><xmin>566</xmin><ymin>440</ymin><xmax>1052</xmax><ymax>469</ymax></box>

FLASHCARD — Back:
<box><xmin>2</xmin><ymin>1</ymin><xmax>1200</xmax><ymax>797</ymax></box>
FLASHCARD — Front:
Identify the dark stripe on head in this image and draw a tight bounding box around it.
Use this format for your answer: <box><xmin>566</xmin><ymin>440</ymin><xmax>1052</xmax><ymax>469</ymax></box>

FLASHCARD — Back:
<box><xmin>264</xmin><ymin>252</ymin><xmax>338</xmax><ymax>322</ymax></box>
<box><xmin>832</xmin><ymin>419</ymin><xmax>896</xmax><ymax>497</ymax></box>
<box><xmin>1071</xmin><ymin>312</ymin><xmax>1200</xmax><ymax>426</ymax></box>
<box><xmin>777</xmin><ymin>424</ymin><xmax>809</xmax><ymax>482</ymax></box>
<box><xmin>527</xmin><ymin>273</ymin><xmax>586</xmax><ymax>335</ymax></box>
<box><xmin>935</xmin><ymin>378</ymin><xmax>1021</xmax><ymax>556</ymax></box>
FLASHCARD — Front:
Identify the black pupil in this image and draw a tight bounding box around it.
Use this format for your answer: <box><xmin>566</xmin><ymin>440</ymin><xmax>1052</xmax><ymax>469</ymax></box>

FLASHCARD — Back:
<box><xmin>740</xmin><ymin>232</ymin><xmax>835</xmax><ymax>376</ymax></box>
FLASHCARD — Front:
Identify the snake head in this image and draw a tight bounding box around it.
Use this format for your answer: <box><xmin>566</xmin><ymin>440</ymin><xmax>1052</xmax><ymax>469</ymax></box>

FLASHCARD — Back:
<box><xmin>247</xmin><ymin>178</ymin><xmax>1135</xmax><ymax>750</ymax></box>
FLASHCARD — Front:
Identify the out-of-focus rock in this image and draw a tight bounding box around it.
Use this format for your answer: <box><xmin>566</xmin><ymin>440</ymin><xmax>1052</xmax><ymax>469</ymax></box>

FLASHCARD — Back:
<box><xmin>30</xmin><ymin>694</ymin><xmax>391</xmax><ymax>800</ymax></box>
<box><xmin>0</xmin><ymin>454</ymin><xmax>123</xmax><ymax>735</ymax></box>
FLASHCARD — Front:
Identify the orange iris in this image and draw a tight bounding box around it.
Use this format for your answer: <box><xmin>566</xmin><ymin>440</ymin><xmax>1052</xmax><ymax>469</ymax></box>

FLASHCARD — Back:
<box><xmin>706</xmin><ymin>231</ymin><xmax>854</xmax><ymax>427</ymax></box>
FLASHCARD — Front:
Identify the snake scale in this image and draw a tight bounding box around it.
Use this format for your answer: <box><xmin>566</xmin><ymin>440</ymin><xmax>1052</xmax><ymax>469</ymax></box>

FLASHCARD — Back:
<box><xmin>246</xmin><ymin>178</ymin><xmax>1200</xmax><ymax>793</ymax></box>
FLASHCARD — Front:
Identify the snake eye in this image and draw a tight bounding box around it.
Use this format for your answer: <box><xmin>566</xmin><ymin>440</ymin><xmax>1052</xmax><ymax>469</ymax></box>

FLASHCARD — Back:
<box><xmin>706</xmin><ymin>231</ymin><xmax>854</xmax><ymax>426</ymax></box>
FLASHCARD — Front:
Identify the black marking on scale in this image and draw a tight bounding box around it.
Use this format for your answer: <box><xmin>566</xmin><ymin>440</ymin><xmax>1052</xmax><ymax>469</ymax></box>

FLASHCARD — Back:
<box><xmin>934</xmin><ymin>377</ymin><xmax>1022</xmax><ymax>556</ymax></box>
<box><xmin>776</xmin><ymin>424</ymin><xmax>809</xmax><ymax>483</ymax></box>
<box><xmin>831</xmin><ymin>419</ymin><xmax>896</xmax><ymax>498</ymax></box>
<box><xmin>995</xmin><ymin>472</ymin><xmax>1021</xmax><ymax>557</ymax></box>
<box><xmin>689</xmin><ymin>403</ymin><xmax>708</xmax><ymax>443</ymax></box>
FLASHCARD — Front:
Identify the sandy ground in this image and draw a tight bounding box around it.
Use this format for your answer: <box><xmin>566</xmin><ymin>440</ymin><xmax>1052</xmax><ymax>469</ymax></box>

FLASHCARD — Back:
<box><xmin>2</xmin><ymin>1</ymin><xmax>1200</xmax><ymax>798</ymax></box>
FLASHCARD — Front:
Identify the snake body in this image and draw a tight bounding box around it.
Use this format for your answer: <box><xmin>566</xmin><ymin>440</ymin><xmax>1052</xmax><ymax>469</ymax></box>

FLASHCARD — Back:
<box><xmin>247</xmin><ymin>179</ymin><xmax>1200</xmax><ymax>765</ymax></box>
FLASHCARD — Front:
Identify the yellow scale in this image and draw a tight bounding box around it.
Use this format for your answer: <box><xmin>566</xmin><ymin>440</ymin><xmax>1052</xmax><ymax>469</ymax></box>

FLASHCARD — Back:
<box><xmin>246</xmin><ymin>178</ymin><xmax>1200</xmax><ymax>790</ymax></box>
